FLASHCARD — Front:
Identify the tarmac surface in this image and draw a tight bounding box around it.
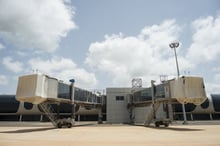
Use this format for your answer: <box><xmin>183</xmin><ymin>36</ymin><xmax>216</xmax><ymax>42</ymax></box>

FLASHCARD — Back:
<box><xmin>0</xmin><ymin>121</ymin><xmax>220</xmax><ymax>146</ymax></box>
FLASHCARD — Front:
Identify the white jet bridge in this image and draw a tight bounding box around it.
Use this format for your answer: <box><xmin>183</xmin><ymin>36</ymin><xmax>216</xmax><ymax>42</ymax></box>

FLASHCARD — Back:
<box><xmin>16</xmin><ymin>74</ymin><xmax>104</xmax><ymax>128</ymax></box>
<box><xmin>127</xmin><ymin>76</ymin><xmax>207</xmax><ymax>127</ymax></box>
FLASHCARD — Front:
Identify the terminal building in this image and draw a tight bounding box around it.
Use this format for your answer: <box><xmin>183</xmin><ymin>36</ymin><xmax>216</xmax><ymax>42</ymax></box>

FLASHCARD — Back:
<box><xmin>106</xmin><ymin>88</ymin><xmax>220</xmax><ymax>123</ymax></box>
<box><xmin>0</xmin><ymin>74</ymin><xmax>220</xmax><ymax>124</ymax></box>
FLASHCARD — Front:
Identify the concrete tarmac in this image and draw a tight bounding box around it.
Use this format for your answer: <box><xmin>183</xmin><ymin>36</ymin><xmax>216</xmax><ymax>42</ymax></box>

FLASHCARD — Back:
<box><xmin>0</xmin><ymin>121</ymin><xmax>220</xmax><ymax>146</ymax></box>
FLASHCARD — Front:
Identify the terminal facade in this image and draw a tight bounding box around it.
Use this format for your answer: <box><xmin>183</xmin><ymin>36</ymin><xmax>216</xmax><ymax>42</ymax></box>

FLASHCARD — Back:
<box><xmin>106</xmin><ymin>87</ymin><xmax>220</xmax><ymax>124</ymax></box>
<box><xmin>0</xmin><ymin>74</ymin><xmax>220</xmax><ymax>124</ymax></box>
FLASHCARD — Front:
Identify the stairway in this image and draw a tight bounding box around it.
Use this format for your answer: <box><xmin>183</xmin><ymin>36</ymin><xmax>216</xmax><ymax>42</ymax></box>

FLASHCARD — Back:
<box><xmin>39</xmin><ymin>103</ymin><xmax>58</xmax><ymax>127</ymax></box>
<box><xmin>144</xmin><ymin>102</ymin><xmax>161</xmax><ymax>126</ymax></box>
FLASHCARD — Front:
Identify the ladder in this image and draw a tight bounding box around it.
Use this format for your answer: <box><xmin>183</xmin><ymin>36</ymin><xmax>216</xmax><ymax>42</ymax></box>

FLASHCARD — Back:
<box><xmin>39</xmin><ymin>103</ymin><xmax>58</xmax><ymax>127</ymax></box>
<box><xmin>144</xmin><ymin>102</ymin><xmax>161</xmax><ymax>126</ymax></box>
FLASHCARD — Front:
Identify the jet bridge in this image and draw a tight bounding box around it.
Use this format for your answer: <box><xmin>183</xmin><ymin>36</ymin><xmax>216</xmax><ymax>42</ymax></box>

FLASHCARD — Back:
<box><xmin>128</xmin><ymin>76</ymin><xmax>207</xmax><ymax>127</ymax></box>
<box><xmin>16</xmin><ymin>74</ymin><xmax>104</xmax><ymax>128</ymax></box>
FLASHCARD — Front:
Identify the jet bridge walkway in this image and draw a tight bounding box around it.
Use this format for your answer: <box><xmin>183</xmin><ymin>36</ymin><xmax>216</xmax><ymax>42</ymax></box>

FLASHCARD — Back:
<box><xmin>128</xmin><ymin>76</ymin><xmax>207</xmax><ymax>127</ymax></box>
<box><xmin>15</xmin><ymin>74</ymin><xmax>104</xmax><ymax>128</ymax></box>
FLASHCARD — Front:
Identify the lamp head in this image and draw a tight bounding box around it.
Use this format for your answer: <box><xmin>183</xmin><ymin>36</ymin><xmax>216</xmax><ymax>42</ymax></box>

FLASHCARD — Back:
<box><xmin>169</xmin><ymin>42</ymin><xmax>179</xmax><ymax>48</ymax></box>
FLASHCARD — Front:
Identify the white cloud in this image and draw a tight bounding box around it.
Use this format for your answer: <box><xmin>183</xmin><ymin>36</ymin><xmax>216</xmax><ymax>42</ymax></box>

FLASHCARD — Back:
<box><xmin>0</xmin><ymin>75</ymin><xmax>8</xmax><ymax>85</ymax></box>
<box><xmin>0</xmin><ymin>0</ymin><xmax>76</xmax><ymax>52</ymax></box>
<box><xmin>186</xmin><ymin>14</ymin><xmax>220</xmax><ymax>63</ymax></box>
<box><xmin>28</xmin><ymin>57</ymin><xmax>97</xmax><ymax>89</ymax></box>
<box><xmin>212</xmin><ymin>67</ymin><xmax>220</xmax><ymax>72</ymax></box>
<box><xmin>2</xmin><ymin>57</ymin><xmax>24</xmax><ymax>73</ymax></box>
<box><xmin>0</xmin><ymin>43</ymin><xmax>5</xmax><ymax>50</ymax></box>
<box><xmin>206</xmin><ymin>83</ymin><xmax>220</xmax><ymax>95</ymax></box>
<box><xmin>86</xmin><ymin>20</ymin><xmax>193</xmax><ymax>86</ymax></box>
<box><xmin>214</xmin><ymin>74</ymin><xmax>220</xmax><ymax>81</ymax></box>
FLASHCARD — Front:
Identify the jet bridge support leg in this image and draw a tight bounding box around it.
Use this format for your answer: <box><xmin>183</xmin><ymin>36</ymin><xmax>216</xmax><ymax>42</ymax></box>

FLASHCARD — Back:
<box><xmin>98</xmin><ymin>107</ymin><xmax>103</xmax><ymax>124</ymax></box>
<box><xmin>71</xmin><ymin>104</ymin><xmax>75</xmax><ymax>126</ymax></box>
<box><xmin>182</xmin><ymin>103</ymin><xmax>188</xmax><ymax>124</ymax></box>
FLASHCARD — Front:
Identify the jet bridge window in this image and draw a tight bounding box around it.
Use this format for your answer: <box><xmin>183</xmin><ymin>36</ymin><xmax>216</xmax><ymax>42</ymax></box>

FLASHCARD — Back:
<box><xmin>116</xmin><ymin>96</ymin><xmax>124</xmax><ymax>101</ymax></box>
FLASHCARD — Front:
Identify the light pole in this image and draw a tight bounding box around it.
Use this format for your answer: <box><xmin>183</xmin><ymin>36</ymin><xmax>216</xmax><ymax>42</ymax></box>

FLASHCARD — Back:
<box><xmin>169</xmin><ymin>42</ymin><xmax>180</xmax><ymax>77</ymax></box>
<box><xmin>169</xmin><ymin>42</ymin><xmax>187</xmax><ymax>124</ymax></box>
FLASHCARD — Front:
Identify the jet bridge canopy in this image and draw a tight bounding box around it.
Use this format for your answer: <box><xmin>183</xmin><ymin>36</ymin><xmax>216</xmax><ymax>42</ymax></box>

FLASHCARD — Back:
<box><xmin>16</xmin><ymin>74</ymin><xmax>58</xmax><ymax>104</ymax></box>
<box><xmin>169</xmin><ymin>76</ymin><xmax>206</xmax><ymax>105</ymax></box>
<box><xmin>131</xmin><ymin>76</ymin><xmax>207</xmax><ymax>106</ymax></box>
<box><xmin>16</xmin><ymin>74</ymin><xmax>103</xmax><ymax>107</ymax></box>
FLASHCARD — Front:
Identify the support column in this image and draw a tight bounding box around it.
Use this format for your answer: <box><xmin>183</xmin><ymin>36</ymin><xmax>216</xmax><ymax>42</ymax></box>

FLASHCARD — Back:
<box><xmin>78</xmin><ymin>115</ymin><xmax>80</xmax><ymax>121</ymax></box>
<box><xmin>40</xmin><ymin>115</ymin><xmax>43</xmax><ymax>122</ymax></box>
<box><xmin>71</xmin><ymin>104</ymin><xmax>75</xmax><ymax>125</ymax></box>
<box><xmin>151</xmin><ymin>80</ymin><xmax>156</xmax><ymax>120</ymax></box>
<box><xmin>69</xmin><ymin>79</ymin><xmax>75</xmax><ymax>126</ymax></box>
<box><xmin>182</xmin><ymin>103</ymin><xmax>188</xmax><ymax>124</ymax></box>
<box><xmin>98</xmin><ymin>107</ymin><xmax>103</xmax><ymax>124</ymax></box>
<box><xmin>129</xmin><ymin>106</ymin><xmax>134</xmax><ymax>124</ymax></box>
<box><xmin>190</xmin><ymin>113</ymin><xmax>194</xmax><ymax>121</ymax></box>
<box><xmin>19</xmin><ymin>115</ymin><xmax>22</xmax><ymax>121</ymax></box>
<box><xmin>210</xmin><ymin>113</ymin><xmax>213</xmax><ymax>120</ymax></box>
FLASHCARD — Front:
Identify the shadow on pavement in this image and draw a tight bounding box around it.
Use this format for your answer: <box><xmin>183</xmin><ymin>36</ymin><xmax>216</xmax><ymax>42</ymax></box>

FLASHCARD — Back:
<box><xmin>133</xmin><ymin>124</ymin><xmax>204</xmax><ymax>131</ymax></box>
<box><xmin>0</xmin><ymin>123</ymin><xmax>100</xmax><ymax>133</ymax></box>
<box><xmin>0</xmin><ymin>127</ymin><xmax>56</xmax><ymax>133</ymax></box>
<box><xmin>144</xmin><ymin>126</ymin><xmax>204</xmax><ymax>131</ymax></box>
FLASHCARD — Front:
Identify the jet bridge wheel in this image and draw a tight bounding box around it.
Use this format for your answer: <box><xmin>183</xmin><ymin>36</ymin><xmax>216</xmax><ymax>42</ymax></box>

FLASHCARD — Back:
<box><xmin>56</xmin><ymin>122</ymin><xmax>72</xmax><ymax>128</ymax></box>
<box><xmin>155</xmin><ymin>122</ymin><xmax>160</xmax><ymax>127</ymax></box>
<box><xmin>155</xmin><ymin>121</ymin><xmax>169</xmax><ymax>127</ymax></box>
<box><xmin>56</xmin><ymin>118</ymin><xmax>73</xmax><ymax>128</ymax></box>
<box><xmin>67</xmin><ymin>123</ymin><xmax>72</xmax><ymax>128</ymax></box>
<box><xmin>57</xmin><ymin>123</ymin><xmax>62</xmax><ymax>128</ymax></box>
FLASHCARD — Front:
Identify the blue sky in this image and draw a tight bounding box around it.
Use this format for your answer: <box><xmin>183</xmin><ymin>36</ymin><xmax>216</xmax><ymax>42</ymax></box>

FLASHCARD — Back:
<box><xmin>0</xmin><ymin>0</ymin><xmax>220</xmax><ymax>95</ymax></box>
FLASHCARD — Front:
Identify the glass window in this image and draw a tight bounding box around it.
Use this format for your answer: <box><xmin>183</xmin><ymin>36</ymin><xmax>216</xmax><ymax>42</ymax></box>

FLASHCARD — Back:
<box><xmin>116</xmin><ymin>96</ymin><xmax>124</xmax><ymax>101</ymax></box>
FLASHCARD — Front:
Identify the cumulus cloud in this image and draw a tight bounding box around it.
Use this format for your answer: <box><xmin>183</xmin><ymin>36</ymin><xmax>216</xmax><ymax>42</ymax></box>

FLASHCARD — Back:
<box><xmin>206</xmin><ymin>83</ymin><xmax>220</xmax><ymax>95</ymax></box>
<box><xmin>0</xmin><ymin>75</ymin><xmax>8</xmax><ymax>85</ymax></box>
<box><xmin>186</xmin><ymin>14</ymin><xmax>220</xmax><ymax>63</ymax></box>
<box><xmin>28</xmin><ymin>57</ymin><xmax>97</xmax><ymax>89</ymax></box>
<box><xmin>86</xmin><ymin>20</ymin><xmax>193</xmax><ymax>86</ymax></box>
<box><xmin>184</xmin><ymin>14</ymin><xmax>220</xmax><ymax>95</ymax></box>
<box><xmin>2</xmin><ymin>57</ymin><xmax>24</xmax><ymax>73</ymax></box>
<box><xmin>0</xmin><ymin>0</ymin><xmax>76</xmax><ymax>52</ymax></box>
